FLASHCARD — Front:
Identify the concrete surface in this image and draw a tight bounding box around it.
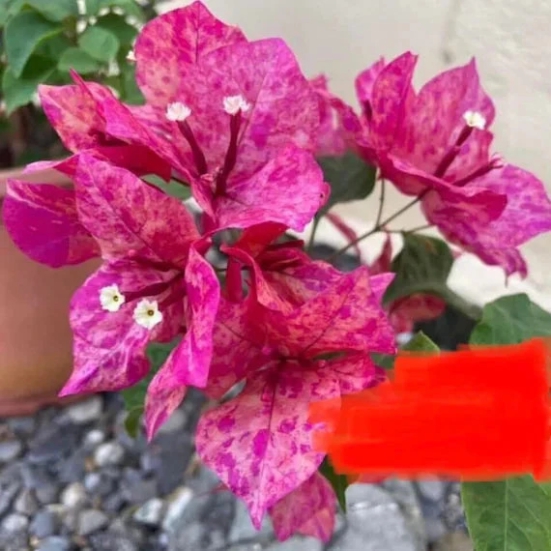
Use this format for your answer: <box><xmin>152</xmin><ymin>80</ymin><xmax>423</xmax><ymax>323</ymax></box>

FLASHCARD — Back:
<box><xmin>162</xmin><ymin>0</ymin><xmax>551</xmax><ymax>310</ymax></box>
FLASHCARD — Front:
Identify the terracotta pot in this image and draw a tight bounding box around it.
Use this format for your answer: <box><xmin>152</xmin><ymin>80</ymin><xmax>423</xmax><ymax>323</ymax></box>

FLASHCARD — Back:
<box><xmin>0</xmin><ymin>166</ymin><xmax>98</xmax><ymax>416</ymax></box>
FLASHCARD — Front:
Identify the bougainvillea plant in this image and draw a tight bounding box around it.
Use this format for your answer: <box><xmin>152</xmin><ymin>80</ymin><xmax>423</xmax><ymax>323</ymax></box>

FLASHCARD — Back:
<box><xmin>4</xmin><ymin>1</ymin><xmax>551</xmax><ymax>546</ymax></box>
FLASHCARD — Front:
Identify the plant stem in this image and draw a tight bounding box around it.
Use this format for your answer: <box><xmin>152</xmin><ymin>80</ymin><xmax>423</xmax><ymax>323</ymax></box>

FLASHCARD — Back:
<box><xmin>374</xmin><ymin>178</ymin><xmax>386</xmax><ymax>228</ymax></box>
<box><xmin>307</xmin><ymin>216</ymin><xmax>321</xmax><ymax>251</ymax></box>
<box><xmin>328</xmin><ymin>195</ymin><xmax>423</xmax><ymax>260</ymax></box>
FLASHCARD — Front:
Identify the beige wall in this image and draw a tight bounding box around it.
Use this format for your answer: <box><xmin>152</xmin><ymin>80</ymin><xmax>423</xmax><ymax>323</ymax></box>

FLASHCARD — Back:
<box><xmin>163</xmin><ymin>0</ymin><xmax>551</xmax><ymax>310</ymax></box>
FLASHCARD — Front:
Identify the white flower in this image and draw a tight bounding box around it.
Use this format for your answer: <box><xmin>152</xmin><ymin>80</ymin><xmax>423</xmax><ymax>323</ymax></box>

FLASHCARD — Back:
<box><xmin>463</xmin><ymin>110</ymin><xmax>486</xmax><ymax>130</ymax></box>
<box><xmin>223</xmin><ymin>95</ymin><xmax>251</xmax><ymax>115</ymax></box>
<box><xmin>126</xmin><ymin>50</ymin><xmax>136</xmax><ymax>63</ymax></box>
<box><xmin>99</xmin><ymin>284</ymin><xmax>125</xmax><ymax>313</ymax></box>
<box><xmin>133</xmin><ymin>299</ymin><xmax>163</xmax><ymax>330</ymax></box>
<box><xmin>166</xmin><ymin>102</ymin><xmax>191</xmax><ymax>122</ymax></box>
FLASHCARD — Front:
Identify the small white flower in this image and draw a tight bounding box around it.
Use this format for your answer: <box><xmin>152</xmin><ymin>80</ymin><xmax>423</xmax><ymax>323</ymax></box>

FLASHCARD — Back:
<box><xmin>133</xmin><ymin>299</ymin><xmax>163</xmax><ymax>330</ymax></box>
<box><xmin>463</xmin><ymin>110</ymin><xmax>486</xmax><ymax>130</ymax></box>
<box><xmin>223</xmin><ymin>95</ymin><xmax>251</xmax><ymax>115</ymax></box>
<box><xmin>126</xmin><ymin>50</ymin><xmax>136</xmax><ymax>63</ymax></box>
<box><xmin>166</xmin><ymin>102</ymin><xmax>191</xmax><ymax>122</ymax></box>
<box><xmin>99</xmin><ymin>284</ymin><xmax>125</xmax><ymax>313</ymax></box>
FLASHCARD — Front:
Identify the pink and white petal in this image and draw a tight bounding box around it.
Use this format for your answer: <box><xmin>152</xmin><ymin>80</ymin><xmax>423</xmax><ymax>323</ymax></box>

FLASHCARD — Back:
<box><xmin>135</xmin><ymin>1</ymin><xmax>246</xmax><ymax>106</ymax></box>
<box><xmin>157</xmin><ymin>246</ymin><xmax>220</xmax><ymax>390</ymax></box>
<box><xmin>328</xmin><ymin>354</ymin><xmax>386</xmax><ymax>395</ymax></box>
<box><xmin>183</xmin><ymin>38</ymin><xmax>320</xmax><ymax>177</ymax></box>
<box><xmin>38</xmin><ymin>84</ymin><xmax>103</xmax><ymax>152</ymax></box>
<box><xmin>368</xmin><ymin>273</ymin><xmax>395</xmax><ymax>306</ymax></box>
<box><xmin>370</xmin><ymin>234</ymin><xmax>393</xmax><ymax>275</ymax></box>
<box><xmin>144</xmin><ymin>365</ymin><xmax>188</xmax><ymax>441</ymax></box>
<box><xmin>204</xmin><ymin>296</ymin><xmax>266</xmax><ymax>399</ymax></box>
<box><xmin>355</xmin><ymin>57</ymin><xmax>386</xmax><ymax>105</ymax></box>
<box><xmin>269</xmin><ymin>471</ymin><xmax>336</xmax><ymax>542</ymax></box>
<box><xmin>271</xmin><ymin>267</ymin><xmax>396</xmax><ymax>357</ymax></box>
<box><xmin>390</xmin><ymin>294</ymin><xmax>446</xmax><ymax>326</ymax></box>
<box><xmin>369</xmin><ymin>52</ymin><xmax>418</xmax><ymax>151</ymax></box>
<box><xmin>196</xmin><ymin>362</ymin><xmax>340</xmax><ymax>527</ymax></box>
<box><xmin>73</xmin><ymin>155</ymin><xmax>199</xmax><ymax>266</ymax></box>
<box><xmin>3</xmin><ymin>179</ymin><xmax>99</xmax><ymax>267</ymax></box>
<box><xmin>216</xmin><ymin>145</ymin><xmax>329</xmax><ymax>232</ymax></box>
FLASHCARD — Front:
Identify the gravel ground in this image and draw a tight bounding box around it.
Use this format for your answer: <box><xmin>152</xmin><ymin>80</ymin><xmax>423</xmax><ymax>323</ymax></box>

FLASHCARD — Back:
<box><xmin>0</xmin><ymin>392</ymin><xmax>473</xmax><ymax>551</ymax></box>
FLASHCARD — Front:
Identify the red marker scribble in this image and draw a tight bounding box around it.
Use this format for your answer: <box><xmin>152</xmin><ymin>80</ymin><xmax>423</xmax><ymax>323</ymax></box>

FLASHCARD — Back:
<box><xmin>310</xmin><ymin>338</ymin><xmax>551</xmax><ymax>481</ymax></box>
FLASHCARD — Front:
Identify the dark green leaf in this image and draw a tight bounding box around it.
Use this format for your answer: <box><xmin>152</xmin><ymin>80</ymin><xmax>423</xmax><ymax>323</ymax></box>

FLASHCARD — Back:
<box><xmin>119</xmin><ymin>61</ymin><xmax>144</xmax><ymax>105</ymax></box>
<box><xmin>4</xmin><ymin>10</ymin><xmax>62</xmax><ymax>77</ymax></box>
<box><xmin>0</xmin><ymin>0</ymin><xmax>24</xmax><ymax>26</ymax></box>
<box><xmin>98</xmin><ymin>0</ymin><xmax>145</xmax><ymax>20</ymax></box>
<box><xmin>34</xmin><ymin>33</ymin><xmax>72</xmax><ymax>60</ymax></box>
<box><xmin>84</xmin><ymin>0</ymin><xmax>101</xmax><ymax>16</ymax></box>
<box><xmin>383</xmin><ymin>234</ymin><xmax>481</xmax><ymax>320</ymax></box>
<box><xmin>58</xmin><ymin>47</ymin><xmax>101</xmax><ymax>74</ymax></box>
<box><xmin>121</xmin><ymin>338</ymin><xmax>180</xmax><ymax>436</ymax></box>
<box><xmin>2</xmin><ymin>54</ymin><xmax>56</xmax><ymax>113</ymax></box>
<box><xmin>143</xmin><ymin>174</ymin><xmax>191</xmax><ymax>201</ymax></box>
<box><xmin>469</xmin><ymin>293</ymin><xmax>551</xmax><ymax>346</ymax></box>
<box><xmin>372</xmin><ymin>331</ymin><xmax>439</xmax><ymax>370</ymax></box>
<box><xmin>319</xmin><ymin>457</ymin><xmax>349</xmax><ymax>512</ymax></box>
<box><xmin>316</xmin><ymin>151</ymin><xmax>377</xmax><ymax>215</ymax></box>
<box><xmin>462</xmin><ymin>477</ymin><xmax>551</xmax><ymax>551</ymax></box>
<box><xmin>96</xmin><ymin>13</ymin><xmax>138</xmax><ymax>45</ymax></box>
<box><xmin>124</xmin><ymin>407</ymin><xmax>144</xmax><ymax>438</ymax></box>
<box><xmin>78</xmin><ymin>26</ymin><xmax>120</xmax><ymax>63</ymax></box>
<box><xmin>461</xmin><ymin>295</ymin><xmax>551</xmax><ymax>551</ymax></box>
<box><xmin>24</xmin><ymin>0</ymin><xmax>79</xmax><ymax>22</ymax></box>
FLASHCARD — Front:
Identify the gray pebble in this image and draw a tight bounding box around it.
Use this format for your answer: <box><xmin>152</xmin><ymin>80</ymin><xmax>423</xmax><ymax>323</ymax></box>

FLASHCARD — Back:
<box><xmin>0</xmin><ymin>440</ymin><xmax>23</xmax><ymax>462</ymax></box>
<box><xmin>83</xmin><ymin>430</ymin><xmax>105</xmax><ymax>448</ymax></box>
<box><xmin>84</xmin><ymin>472</ymin><xmax>115</xmax><ymax>497</ymax></box>
<box><xmin>61</xmin><ymin>482</ymin><xmax>88</xmax><ymax>509</ymax></box>
<box><xmin>0</xmin><ymin>481</ymin><xmax>22</xmax><ymax>516</ymax></box>
<box><xmin>157</xmin><ymin>409</ymin><xmax>186</xmax><ymax>434</ymax></box>
<box><xmin>2</xmin><ymin>512</ymin><xmax>29</xmax><ymax>533</ymax></box>
<box><xmin>102</xmin><ymin>492</ymin><xmax>126</xmax><ymax>514</ymax></box>
<box><xmin>133</xmin><ymin>498</ymin><xmax>165</xmax><ymax>527</ymax></box>
<box><xmin>163</xmin><ymin>487</ymin><xmax>194</xmax><ymax>533</ymax></box>
<box><xmin>14</xmin><ymin>487</ymin><xmax>39</xmax><ymax>516</ymax></box>
<box><xmin>37</xmin><ymin>536</ymin><xmax>71</xmax><ymax>551</ymax></box>
<box><xmin>29</xmin><ymin>424</ymin><xmax>80</xmax><ymax>464</ymax></box>
<box><xmin>65</xmin><ymin>397</ymin><xmax>103</xmax><ymax>425</ymax></box>
<box><xmin>88</xmin><ymin>532</ymin><xmax>139</xmax><ymax>551</ymax></box>
<box><xmin>30</xmin><ymin>509</ymin><xmax>58</xmax><ymax>538</ymax></box>
<box><xmin>229</xmin><ymin>496</ymin><xmax>272</xmax><ymax>543</ymax></box>
<box><xmin>122</xmin><ymin>477</ymin><xmax>158</xmax><ymax>505</ymax></box>
<box><xmin>417</xmin><ymin>480</ymin><xmax>446</xmax><ymax>502</ymax></box>
<box><xmin>7</xmin><ymin>416</ymin><xmax>36</xmax><ymax>436</ymax></box>
<box><xmin>94</xmin><ymin>441</ymin><xmax>125</xmax><ymax>467</ymax></box>
<box><xmin>57</xmin><ymin>449</ymin><xmax>88</xmax><ymax>484</ymax></box>
<box><xmin>78</xmin><ymin>509</ymin><xmax>109</xmax><ymax>536</ymax></box>
<box><xmin>266</xmin><ymin>538</ymin><xmax>323</xmax><ymax>551</ymax></box>
<box><xmin>35</xmin><ymin>482</ymin><xmax>60</xmax><ymax>506</ymax></box>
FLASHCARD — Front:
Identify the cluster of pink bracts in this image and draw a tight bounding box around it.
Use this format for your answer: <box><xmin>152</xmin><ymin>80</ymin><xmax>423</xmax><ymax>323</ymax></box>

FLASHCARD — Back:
<box><xmin>3</xmin><ymin>1</ymin><xmax>551</xmax><ymax>542</ymax></box>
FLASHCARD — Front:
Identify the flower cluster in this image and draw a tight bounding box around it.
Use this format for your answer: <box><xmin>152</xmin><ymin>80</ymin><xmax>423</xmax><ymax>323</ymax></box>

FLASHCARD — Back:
<box><xmin>3</xmin><ymin>1</ymin><xmax>551</xmax><ymax>542</ymax></box>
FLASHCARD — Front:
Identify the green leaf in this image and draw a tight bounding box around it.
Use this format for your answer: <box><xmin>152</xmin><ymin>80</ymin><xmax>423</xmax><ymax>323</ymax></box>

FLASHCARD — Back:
<box><xmin>319</xmin><ymin>457</ymin><xmax>349</xmax><ymax>512</ymax></box>
<box><xmin>4</xmin><ymin>10</ymin><xmax>63</xmax><ymax>77</ymax></box>
<box><xmin>2</xmin><ymin>54</ymin><xmax>56</xmax><ymax>113</ymax></box>
<box><xmin>372</xmin><ymin>331</ymin><xmax>439</xmax><ymax>370</ymax></box>
<box><xmin>24</xmin><ymin>0</ymin><xmax>79</xmax><ymax>22</ymax></box>
<box><xmin>0</xmin><ymin>0</ymin><xmax>24</xmax><ymax>26</ymax></box>
<box><xmin>316</xmin><ymin>151</ymin><xmax>377</xmax><ymax>215</ymax></box>
<box><xmin>34</xmin><ymin>34</ymin><xmax>72</xmax><ymax>60</ymax></box>
<box><xmin>98</xmin><ymin>0</ymin><xmax>145</xmax><ymax>20</ymax></box>
<box><xmin>78</xmin><ymin>26</ymin><xmax>120</xmax><ymax>63</ymax></box>
<box><xmin>462</xmin><ymin>477</ymin><xmax>551</xmax><ymax>551</ymax></box>
<box><xmin>120</xmin><ymin>338</ymin><xmax>180</xmax><ymax>437</ymax></box>
<box><xmin>124</xmin><ymin>407</ymin><xmax>144</xmax><ymax>438</ymax></box>
<box><xmin>84</xmin><ymin>0</ymin><xmax>101</xmax><ymax>16</ymax></box>
<box><xmin>143</xmin><ymin>174</ymin><xmax>191</xmax><ymax>201</ymax></box>
<box><xmin>58</xmin><ymin>47</ymin><xmax>101</xmax><ymax>74</ymax></box>
<box><xmin>383</xmin><ymin>233</ymin><xmax>481</xmax><ymax>320</ymax></box>
<box><xmin>470</xmin><ymin>293</ymin><xmax>551</xmax><ymax>346</ymax></box>
<box><xmin>461</xmin><ymin>296</ymin><xmax>551</xmax><ymax>551</ymax></box>
<box><xmin>119</xmin><ymin>61</ymin><xmax>144</xmax><ymax>105</ymax></box>
<box><xmin>96</xmin><ymin>13</ymin><xmax>138</xmax><ymax>45</ymax></box>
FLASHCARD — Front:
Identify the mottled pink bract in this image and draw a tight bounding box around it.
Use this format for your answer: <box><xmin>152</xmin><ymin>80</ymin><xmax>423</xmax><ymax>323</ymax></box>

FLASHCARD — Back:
<box><xmin>61</xmin><ymin>261</ymin><xmax>184</xmax><ymax>396</ymax></box>
<box><xmin>134</xmin><ymin>1</ymin><xmax>247</xmax><ymax>106</ymax></box>
<box><xmin>269</xmin><ymin>472</ymin><xmax>337</xmax><ymax>542</ymax></box>
<box><xmin>2</xmin><ymin>180</ymin><xmax>99</xmax><ymax>267</ymax></box>
<box><xmin>144</xmin><ymin>246</ymin><xmax>220</xmax><ymax>440</ymax></box>
<box><xmin>72</xmin><ymin>155</ymin><xmax>199</xmax><ymax>266</ymax></box>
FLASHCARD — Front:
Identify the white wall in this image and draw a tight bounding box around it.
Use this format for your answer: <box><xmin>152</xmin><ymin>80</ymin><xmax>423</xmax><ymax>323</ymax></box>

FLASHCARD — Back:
<box><xmin>162</xmin><ymin>0</ymin><xmax>551</xmax><ymax>310</ymax></box>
